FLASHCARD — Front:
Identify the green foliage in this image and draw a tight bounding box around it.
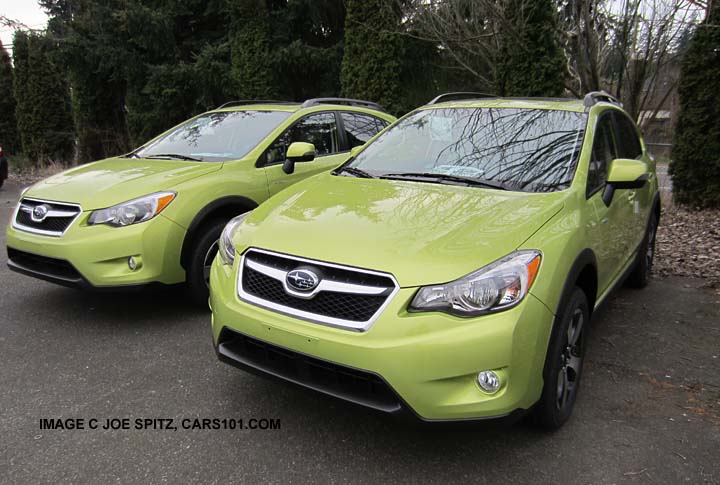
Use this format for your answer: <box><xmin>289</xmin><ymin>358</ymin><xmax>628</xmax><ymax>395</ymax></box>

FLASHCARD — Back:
<box><xmin>41</xmin><ymin>0</ymin><xmax>132</xmax><ymax>162</ymax></box>
<box><xmin>124</xmin><ymin>0</ymin><xmax>236</xmax><ymax>143</ymax></box>
<box><xmin>670</xmin><ymin>5</ymin><xmax>720</xmax><ymax>208</ymax></box>
<box><xmin>0</xmin><ymin>40</ymin><xmax>20</xmax><ymax>153</ymax></box>
<box><xmin>495</xmin><ymin>0</ymin><xmax>566</xmax><ymax>97</ymax></box>
<box><xmin>229</xmin><ymin>0</ymin><xmax>278</xmax><ymax>99</ymax></box>
<box><xmin>13</xmin><ymin>31</ymin><xmax>74</xmax><ymax>163</ymax></box>
<box><xmin>268</xmin><ymin>0</ymin><xmax>346</xmax><ymax>101</ymax></box>
<box><xmin>340</xmin><ymin>0</ymin><xmax>404</xmax><ymax>115</ymax></box>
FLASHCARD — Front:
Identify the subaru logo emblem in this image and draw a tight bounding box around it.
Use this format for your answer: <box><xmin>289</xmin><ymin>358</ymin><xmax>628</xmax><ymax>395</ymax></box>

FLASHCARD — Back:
<box><xmin>286</xmin><ymin>268</ymin><xmax>320</xmax><ymax>292</ymax></box>
<box><xmin>31</xmin><ymin>204</ymin><xmax>50</xmax><ymax>222</ymax></box>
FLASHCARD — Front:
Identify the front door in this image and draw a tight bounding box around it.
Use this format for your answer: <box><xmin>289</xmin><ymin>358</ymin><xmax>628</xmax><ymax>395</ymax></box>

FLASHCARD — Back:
<box><xmin>262</xmin><ymin>112</ymin><xmax>349</xmax><ymax>196</ymax></box>
<box><xmin>585</xmin><ymin>112</ymin><xmax>628</xmax><ymax>294</ymax></box>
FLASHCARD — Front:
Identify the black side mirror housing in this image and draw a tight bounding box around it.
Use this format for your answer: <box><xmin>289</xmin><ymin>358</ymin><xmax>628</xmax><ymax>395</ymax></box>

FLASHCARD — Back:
<box><xmin>282</xmin><ymin>158</ymin><xmax>295</xmax><ymax>175</ymax></box>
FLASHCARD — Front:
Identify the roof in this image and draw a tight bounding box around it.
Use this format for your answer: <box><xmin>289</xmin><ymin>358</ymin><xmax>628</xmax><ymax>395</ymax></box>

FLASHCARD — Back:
<box><xmin>422</xmin><ymin>97</ymin><xmax>588</xmax><ymax>112</ymax></box>
<box><xmin>215</xmin><ymin>103</ymin><xmax>302</xmax><ymax>113</ymax></box>
<box><xmin>212</xmin><ymin>97</ymin><xmax>386</xmax><ymax>113</ymax></box>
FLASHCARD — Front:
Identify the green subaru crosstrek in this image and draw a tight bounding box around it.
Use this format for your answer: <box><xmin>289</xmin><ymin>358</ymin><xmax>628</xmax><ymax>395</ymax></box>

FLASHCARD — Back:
<box><xmin>5</xmin><ymin>98</ymin><xmax>395</xmax><ymax>303</ymax></box>
<box><xmin>209</xmin><ymin>92</ymin><xmax>660</xmax><ymax>429</ymax></box>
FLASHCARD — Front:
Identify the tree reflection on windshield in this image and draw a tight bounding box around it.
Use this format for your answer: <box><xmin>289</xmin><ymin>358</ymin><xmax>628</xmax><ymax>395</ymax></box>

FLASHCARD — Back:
<box><xmin>350</xmin><ymin>107</ymin><xmax>586</xmax><ymax>192</ymax></box>
<box><xmin>135</xmin><ymin>110</ymin><xmax>292</xmax><ymax>162</ymax></box>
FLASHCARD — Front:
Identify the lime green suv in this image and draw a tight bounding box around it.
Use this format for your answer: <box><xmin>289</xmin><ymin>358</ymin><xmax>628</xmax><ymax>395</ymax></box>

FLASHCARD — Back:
<box><xmin>6</xmin><ymin>99</ymin><xmax>395</xmax><ymax>303</ymax></box>
<box><xmin>209</xmin><ymin>92</ymin><xmax>660</xmax><ymax>429</ymax></box>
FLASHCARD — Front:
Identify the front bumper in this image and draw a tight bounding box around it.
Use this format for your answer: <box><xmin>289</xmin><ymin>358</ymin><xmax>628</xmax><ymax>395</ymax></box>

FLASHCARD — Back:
<box><xmin>6</xmin><ymin>212</ymin><xmax>187</xmax><ymax>288</ymax></box>
<box><xmin>210</xmin><ymin>258</ymin><xmax>556</xmax><ymax>422</ymax></box>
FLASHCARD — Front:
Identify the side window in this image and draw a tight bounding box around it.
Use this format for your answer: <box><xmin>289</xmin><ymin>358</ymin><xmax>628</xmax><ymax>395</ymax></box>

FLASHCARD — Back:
<box><xmin>264</xmin><ymin>113</ymin><xmax>340</xmax><ymax>165</ymax></box>
<box><xmin>587</xmin><ymin>115</ymin><xmax>617</xmax><ymax>196</ymax></box>
<box><xmin>612</xmin><ymin>111</ymin><xmax>643</xmax><ymax>159</ymax></box>
<box><xmin>341</xmin><ymin>112</ymin><xmax>388</xmax><ymax>148</ymax></box>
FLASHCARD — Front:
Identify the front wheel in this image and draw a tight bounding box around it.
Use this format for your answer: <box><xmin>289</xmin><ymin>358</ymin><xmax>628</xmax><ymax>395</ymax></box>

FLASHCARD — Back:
<box><xmin>531</xmin><ymin>287</ymin><xmax>589</xmax><ymax>430</ymax></box>
<box><xmin>186</xmin><ymin>219</ymin><xmax>227</xmax><ymax>307</ymax></box>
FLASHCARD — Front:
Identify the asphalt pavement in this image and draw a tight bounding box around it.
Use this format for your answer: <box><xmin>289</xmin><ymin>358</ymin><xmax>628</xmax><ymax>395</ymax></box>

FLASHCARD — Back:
<box><xmin>1</xmin><ymin>180</ymin><xmax>718</xmax><ymax>484</ymax></box>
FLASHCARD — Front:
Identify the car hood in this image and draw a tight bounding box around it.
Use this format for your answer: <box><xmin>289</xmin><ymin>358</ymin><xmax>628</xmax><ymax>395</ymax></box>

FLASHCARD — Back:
<box><xmin>235</xmin><ymin>173</ymin><xmax>566</xmax><ymax>287</ymax></box>
<box><xmin>23</xmin><ymin>157</ymin><xmax>222</xmax><ymax>210</ymax></box>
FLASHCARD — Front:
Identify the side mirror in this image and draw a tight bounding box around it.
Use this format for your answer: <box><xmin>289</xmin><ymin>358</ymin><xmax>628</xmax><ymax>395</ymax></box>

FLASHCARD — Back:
<box><xmin>282</xmin><ymin>142</ymin><xmax>316</xmax><ymax>175</ymax></box>
<box><xmin>602</xmin><ymin>158</ymin><xmax>648</xmax><ymax>206</ymax></box>
<box><xmin>350</xmin><ymin>145</ymin><xmax>364</xmax><ymax>157</ymax></box>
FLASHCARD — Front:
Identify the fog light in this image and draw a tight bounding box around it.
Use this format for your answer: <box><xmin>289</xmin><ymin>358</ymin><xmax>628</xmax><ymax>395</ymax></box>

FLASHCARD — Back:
<box><xmin>477</xmin><ymin>370</ymin><xmax>501</xmax><ymax>393</ymax></box>
<box><xmin>128</xmin><ymin>257</ymin><xmax>137</xmax><ymax>271</ymax></box>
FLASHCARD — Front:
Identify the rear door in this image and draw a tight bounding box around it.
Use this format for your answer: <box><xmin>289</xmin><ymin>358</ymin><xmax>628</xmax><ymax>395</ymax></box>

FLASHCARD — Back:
<box><xmin>340</xmin><ymin>111</ymin><xmax>390</xmax><ymax>149</ymax></box>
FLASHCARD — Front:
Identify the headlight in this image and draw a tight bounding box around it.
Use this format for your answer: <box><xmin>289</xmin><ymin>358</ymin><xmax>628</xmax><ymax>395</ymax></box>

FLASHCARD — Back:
<box><xmin>218</xmin><ymin>212</ymin><xmax>251</xmax><ymax>266</ymax></box>
<box><xmin>409</xmin><ymin>250</ymin><xmax>541</xmax><ymax>317</ymax></box>
<box><xmin>88</xmin><ymin>192</ymin><xmax>176</xmax><ymax>227</ymax></box>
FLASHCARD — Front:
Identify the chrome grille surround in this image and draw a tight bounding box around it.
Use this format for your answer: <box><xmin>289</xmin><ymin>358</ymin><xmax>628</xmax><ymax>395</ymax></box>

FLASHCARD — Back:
<box><xmin>237</xmin><ymin>248</ymin><xmax>399</xmax><ymax>332</ymax></box>
<box><xmin>12</xmin><ymin>197</ymin><xmax>83</xmax><ymax>237</ymax></box>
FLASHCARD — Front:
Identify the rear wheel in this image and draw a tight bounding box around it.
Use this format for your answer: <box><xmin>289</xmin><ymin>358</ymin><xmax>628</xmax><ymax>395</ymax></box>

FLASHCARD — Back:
<box><xmin>186</xmin><ymin>219</ymin><xmax>227</xmax><ymax>307</ymax></box>
<box><xmin>626</xmin><ymin>214</ymin><xmax>658</xmax><ymax>288</ymax></box>
<box><xmin>531</xmin><ymin>287</ymin><xmax>589</xmax><ymax>430</ymax></box>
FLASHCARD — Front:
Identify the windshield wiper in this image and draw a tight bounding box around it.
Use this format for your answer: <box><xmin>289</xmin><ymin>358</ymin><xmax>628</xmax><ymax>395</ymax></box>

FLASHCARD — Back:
<box><xmin>379</xmin><ymin>172</ymin><xmax>512</xmax><ymax>191</ymax></box>
<box><xmin>146</xmin><ymin>153</ymin><xmax>203</xmax><ymax>162</ymax></box>
<box><xmin>336</xmin><ymin>166</ymin><xmax>376</xmax><ymax>179</ymax></box>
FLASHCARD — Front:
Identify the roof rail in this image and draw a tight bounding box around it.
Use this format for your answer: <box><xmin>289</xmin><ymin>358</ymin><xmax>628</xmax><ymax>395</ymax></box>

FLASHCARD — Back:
<box><xmin>300</xmin><ymin>97</ymin><xmax>385</xmax><ymax>112</ymax></box>
<box><xmin>427</xmin><ymin>92</ymin><xmax>496</xmax><ymax>105</ymax></box>
<box><xmin>583</xmin><ymin>91</ymin><xmax>622</xmax><ymax>108</ymax></box>
<box><xmin>216</xmin><ymin>100</ymin><xmax>296</xmax><ymax>109</ymax></box>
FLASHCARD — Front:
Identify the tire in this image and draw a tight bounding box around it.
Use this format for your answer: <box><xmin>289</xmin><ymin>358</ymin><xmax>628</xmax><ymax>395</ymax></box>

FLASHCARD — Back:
<box><xmin>186</xmin><ymin>218</ymin><xmax>227</xmax><ymax>307</ymax></box>
<box><xmin>531</xmin><ymin>287</ymin><xmax>589</xmax><ymax>430</ymax></box>
<box><xmin>625</xmin><ymin>214</ymin><xmax>658</xmax><ymax>289</ymax></box>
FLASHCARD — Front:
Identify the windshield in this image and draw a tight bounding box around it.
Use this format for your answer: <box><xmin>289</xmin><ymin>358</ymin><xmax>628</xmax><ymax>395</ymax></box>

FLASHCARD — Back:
<box><xmin>347</xmin><ymin>108</ymin><xmax>587</xmax><ymax>192</ymax></box>
<box><xmin>134</xmin><ymin>110</ymin><xmax>292</xmax><ymax>162</ymax></box>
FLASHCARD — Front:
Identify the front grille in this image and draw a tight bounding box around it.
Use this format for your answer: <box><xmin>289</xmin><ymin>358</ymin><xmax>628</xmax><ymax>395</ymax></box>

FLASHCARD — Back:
<box><xmin>7</xmin><ymin>247</ymin><xmax>83</xmax><ymax>282</ymax></box>
<box><xmin>13</xmin><ymin>198</ymin><xmax>82</xmax><ymax>236</ymax></box>
<box><xmin>238</xmin><ymin>249</ymin><xmax>398</xmax><ymax>331</ymax></box>
<box><xmin>243</xmin><ymin>266</ymin><xmax>387</xmax><ymax>322</ymax></box>
<box><xmin>218</xmin><ymin>328</ymin><xmax>402</xmax><ymax>413</ymax></box>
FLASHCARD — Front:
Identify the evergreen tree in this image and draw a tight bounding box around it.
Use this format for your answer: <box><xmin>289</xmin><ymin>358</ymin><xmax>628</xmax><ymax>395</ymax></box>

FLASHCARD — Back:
<box><xmin>229</xmin><ymin>0</ymin><xmax>278</xmax><ymax>99</ymax></box>
<box><xmin>0</xmin><ymin>40</ymin><xmax>20</xmax><ymax>153</ymax></box>
<box><xmin>269</xmin><ymin>0</ymin><xmax>346</xmax><ymax>101</ymax></box>
<box><xmin>13</xmin><ymin>31</ymin><xmax>75</xmax><ymax>163</ymax></box>
<box><xmin>495</xmin><ymin>0</ymin><xmax>567</xmax><ymax>97</ymax></box>
<box><xmin>340</xmin><ymin>0</ymin><xmax>404</xmax><ymax>115</ymax></box>
<box><xmin>12</xmin><ymin>31</ymin><xmax>30</xmax><ymax>153</ymax></box>
<box><xmin>125</xmin><ymin>0</ymin><xmax>236</xmax><ymax>142</ymax></box>
<box><xmin>41</xmin><ymin>0</ymin><xmax>134</xmax><ymax>161</ymax></box>
<box><xmin>670</xmin><ymin>4</ymin><xmax>720</xmax><ymax>208</ymax></box>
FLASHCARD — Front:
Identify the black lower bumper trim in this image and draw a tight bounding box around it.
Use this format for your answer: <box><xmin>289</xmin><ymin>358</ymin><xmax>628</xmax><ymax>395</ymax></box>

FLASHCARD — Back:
<box><xmin>216</xmin><ymin>327</ymin><xmax>528</xmax><ymax>426</ymax></box>
<box><xmin>7</xmin><ymin>247</ymin><xmax>89</xmax><ymax>289</ymax></box>
<box><xmin>6</xmin><ymin>247</ymin><xmax>178</xmax><ymax>292</ymax></box>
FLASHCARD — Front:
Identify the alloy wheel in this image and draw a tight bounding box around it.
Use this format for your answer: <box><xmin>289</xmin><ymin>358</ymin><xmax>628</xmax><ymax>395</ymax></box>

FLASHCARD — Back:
<box><xmin>203</xmin><ymin>240</ymin><xmax>219</xmax><ymax>287</ymax></box>
<box><xmin>556</xmin><ymin>308</ymin><xmax>585</xmax><ymax>412</ymax></box>
<box><xmin>645</xmin><ymin>220</ymin><xmax>657</xmax><ymax>278</ymax></box>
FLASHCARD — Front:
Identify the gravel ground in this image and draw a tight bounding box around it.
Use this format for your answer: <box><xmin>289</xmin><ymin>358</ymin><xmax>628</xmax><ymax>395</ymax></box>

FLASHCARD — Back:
<box><xmin>656</xmin><ymin>207</ymin><xmax>720</xmax><ymax>289</ymax></box>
